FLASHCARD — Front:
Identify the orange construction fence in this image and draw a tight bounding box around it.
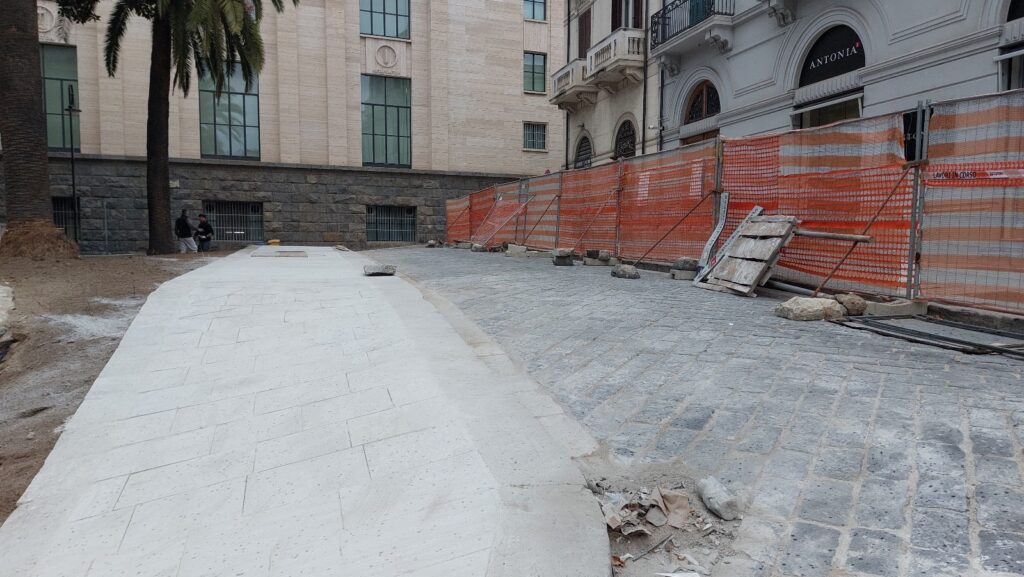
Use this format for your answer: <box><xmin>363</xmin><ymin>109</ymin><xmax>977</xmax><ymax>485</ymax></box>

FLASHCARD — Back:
<box><xmin>445</xmin><ymin>90</ymin><xmax>1024</xmax><ymax>313</ymax></box>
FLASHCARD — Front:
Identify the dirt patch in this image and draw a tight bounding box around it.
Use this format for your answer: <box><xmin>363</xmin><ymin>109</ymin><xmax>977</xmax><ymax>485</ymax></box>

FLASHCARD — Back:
<box><xmin>0</xmin><ymin>220</ymin><xmax>79</xmax><ymax>259</ymax></box>
<box><xmin>0</xmin><ymin>251</ymin><xmax>225</xmax><ymax>522</ymax></box>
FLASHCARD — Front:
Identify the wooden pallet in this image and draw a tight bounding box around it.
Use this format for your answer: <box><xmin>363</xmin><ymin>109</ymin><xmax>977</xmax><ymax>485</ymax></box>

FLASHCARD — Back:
<box><xmin>696</xmin><ymin>215</ymin><xmax>798</xmax><ymax>296</ymax></box>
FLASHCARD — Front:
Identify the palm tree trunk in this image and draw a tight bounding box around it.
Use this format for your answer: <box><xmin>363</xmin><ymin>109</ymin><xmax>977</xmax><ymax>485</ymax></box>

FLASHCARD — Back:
<box><xmin>0</xmin><ymin>0</ymin><xmax>54</xmax><ymax>225</ymax></box>
<box><xmin>145</xmin><ymin>14</ymin><xmax>176</xmax><ymax>255</ymax></box>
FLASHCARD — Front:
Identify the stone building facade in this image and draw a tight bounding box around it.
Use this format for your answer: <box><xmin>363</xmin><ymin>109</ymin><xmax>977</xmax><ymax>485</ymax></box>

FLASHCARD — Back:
<box><xmin>6</xmin><ymin>0</ymin><xmax>570</xmax><ymax>252</ymax></box>
<box><xmin>555</xmin><ymin>0</ymin><xmax>1024</xmax><ymax>164</ymax></box>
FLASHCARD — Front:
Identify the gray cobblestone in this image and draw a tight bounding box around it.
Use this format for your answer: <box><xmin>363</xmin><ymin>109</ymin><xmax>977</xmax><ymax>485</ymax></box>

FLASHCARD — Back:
<box><xmin>844</xmin><ymin>528</ymin><xmax>903</xmax><ymax>577</ymax></box>
<box><xmin>980</xmin><ymin>530</ymin><xmax>1024</xmax><ymax>573</ymax></box>
<box><xmin>371</xmin><ymin>249</ymin><xmax>1024</xmax><ymax>577</ymax></box>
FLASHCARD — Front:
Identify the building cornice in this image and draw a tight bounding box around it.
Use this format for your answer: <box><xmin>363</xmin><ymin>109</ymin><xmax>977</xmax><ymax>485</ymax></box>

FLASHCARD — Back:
<box><xmin>860</xmin><ymin>26</ymin><xmax>1004</xmax><ymax>85</ymax></box>
<box><xmin>717</xmin><ymin>92</ymin><xmax>795</xmax><ymax>126</ymax></box>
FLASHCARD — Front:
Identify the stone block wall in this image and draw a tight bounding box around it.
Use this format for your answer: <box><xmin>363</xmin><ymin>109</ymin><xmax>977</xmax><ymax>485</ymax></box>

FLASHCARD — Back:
<box><xmin>0</xmin><ymin>155</ymin><xmax>514</xmax><ymax>254</ymax></box>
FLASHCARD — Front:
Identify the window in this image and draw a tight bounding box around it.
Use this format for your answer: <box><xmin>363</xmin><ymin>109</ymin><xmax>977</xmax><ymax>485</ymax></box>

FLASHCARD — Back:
<box><xmin>360</xmin><ymin>0</ymin><xmax>410</xmax><ymax>39</ymax></box>
<box><xmin>524</xmin><ymin>0</ymin><xmax>546</xmax><ymax>20</ymax></box>
<box><xmin>524</xmin><ymin>53</ymin><xmax>547</xmax><ymax>93</ymax></box>
<box><xmin>613</xmin><ymin>121</ymin><xmax>636</xmax><ymax>159</ymax></box>
<box><xmin>524</xmin><ymin>123</ymin><xmax>547</xmax><ymax>150</ymax></box>
<box><xmin>52</xmin><ymin>197</ymin><xmax>78</xmax><ymax>242</ymax></box>
<box><xmin>685</xmin><ymin>81</ymin><xmax>721</xmax><ymax>124</ymax></box>
<box><xmin>41</xmin><ymin>44</ymin><xmax>79</xmax><ymax>151</ymax></box>
<box><xmin>361</xmin><ymin>75</ymin><xmax>412</xmax><ymax>167</ymax></box>
<box><xmin>199</xmin><ymin>64</ymin><xmax>260</xmax><ymax>159</ymax></box>
<box><xmin>202</xmin><ymin>201</ymin><xmax>265</xmax><ymax>242</ymax></box>
<box><xmin>574</xmin><ymin>136</ymin><xmax>593</xmax><ymax>169</ymax></box>
<box><xmin>578</xmin><ymin>9</ymin><xmax>591</xmax><ymax>60</ymax></box>
<box><xmin>1010</xmin><ymin>0</ymin><xmax>1024</xmax><ymax>21</ymax></box>
<box><xmin>1006</xmin><ymin>52</ymin><xmax>1024</xmax><ymax>90</ymax></box>
<box><xmin>795</xmin><ymin>96</ymin><xmax>861</xmax><ymax>129</ymax></box>
<box><xmin>367</xmin><ymin>205</ymin><xmax>416</xmax><ymax>242</ymax></box>
<box><xmin>612</xmin><ymin>0</ymin><xmax>642</xmax><ymax>30</ymax></box>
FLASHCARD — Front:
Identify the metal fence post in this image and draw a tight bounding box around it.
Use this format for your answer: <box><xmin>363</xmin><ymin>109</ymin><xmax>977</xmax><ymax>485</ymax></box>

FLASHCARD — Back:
<box><xmin>555</xmin><ymin>173</ymin><xmax>563</xmax><ymax>249</ymax></box>
<box><xmin>905</xmin><ymin>101</ymin><xmax>931</xmax><ymax>299</ymax></box>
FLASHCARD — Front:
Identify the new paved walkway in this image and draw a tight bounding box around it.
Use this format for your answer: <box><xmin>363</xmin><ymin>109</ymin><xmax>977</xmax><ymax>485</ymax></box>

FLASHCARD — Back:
<box><xmin>0</xmin><ymin>246</ymin><xmax>607</xmax><ymax>577</ymax></box>
<box><xmin>370</xmin><ymin>247</ymin><xmax>1024</xmax><ymax>577</ymax></box>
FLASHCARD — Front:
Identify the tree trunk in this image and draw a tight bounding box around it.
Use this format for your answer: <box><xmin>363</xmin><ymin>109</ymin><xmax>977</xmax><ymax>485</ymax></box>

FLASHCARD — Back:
<box><xmin>145</xmin><ymin>14</ymin><xmax>176</xmax><ymax>255</ymax></box>
<box><xmin>0</xmin><ymin>0</ymin><xmax>55</xmax><ymax>225</ymax></box>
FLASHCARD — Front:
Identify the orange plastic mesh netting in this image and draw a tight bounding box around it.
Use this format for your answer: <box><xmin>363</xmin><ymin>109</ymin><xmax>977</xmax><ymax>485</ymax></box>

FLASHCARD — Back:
<box><xmin>445</xmin><ymin>196</ymin><xmax>471</xmax><ymax>243</ymax></box>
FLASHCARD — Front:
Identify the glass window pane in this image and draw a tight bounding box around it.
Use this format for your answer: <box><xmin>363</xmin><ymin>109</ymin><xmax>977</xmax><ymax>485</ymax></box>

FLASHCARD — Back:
<box><xmin>397</xmin><ymin>0</ymin><xmax>409</xmax><ymax>16</ymax></box>
<box><xmin>231</xmin><ymin>126</ymin><xmax>245</xmax><ymax>156</ymax></box>
<box><xmin>372</xmin><ymin>0</ymin><xmax>383</xmax><ymax>10</ymax></box>
<box><xmin>45</xmin><ymin>79</ymin><xmax>64</xmax><ymax>113</ymax></box>
<box><xmin>362</xmin><ymin>134</ymin><xmax>373</xmax><ymax>162</ymax></box>
<box><xmin>46</xmin><ymin>115</ymin><xmax>64</xmax><ymax>148</ymax></box>
<box><xmin>70</xmin><ymin>114</ymin><xmax>80</xmax><ymax>148</ymax></box>
<box><xmin>361</xmin><ymin>104</ymin><xmax>373</xmax><ymax>131</ymax></box>
<box><xmin>386</xmin><ymin>77</ymin><xmax>410</xmax><ymax>105</ymax></box>
<box><xmin>399</xmin><ymin>108</ymin><xmax>410</xmax><ymax>136</ymax></box>
<box><xmin>216</xmin><ymin>125</ymin><xmax>231</xmax><ymax>155</ymax></box>
<box><xmin>385</xmin><ymin>0</ymin><xmax>396</xmax><ymax>13</ymax></box>
<box><xmin>360</xmin><ymin>11</ymin><xmax>371</xmax><ymax>34</ymax></box>
<box><xmin>370</xmin><ymin>75</ymin><xmax>386</xmax><ymax>104</ymax></box>
<box><xmin>245</xmin><ymin>127</ymin><xmax>260</xmax><ymax>157</ymax></box>
<box><xmin>386</xmin><ymin>107</ymin><xmax>398</xmax><ymax>135</ymax></box>
<box><xmin>201</xmin><ymin>124</ymin><xmax>214</xmax><ymax>155</ymax></box>
<box><xmin>372</xmin><ymin>12</ymin><xmax>384</xmax><ymax>35</ymax></box>
<box><xmin>397</xmin><ymin>16</ymin><xmax>409</xmax><ymax>38</ymax></box>
<box><xmin>215</xmin><ymin>97</ymin><xmax>230</xmax><ymax>123</ymax></box>
<box><xmin>230</xmin><ymin>93</ymin><xmax>244</xmax><ymax>125</ymax></box>
<box><xmin>374</xmin><ymin>135</ymin><xmax>386</xmax><ymax>162</ymax></box>
<box><xmin>199</xmin><ymin>70</ymin><xmax>215</xmax><ymax>91</ymax></box>
<box><xmin>43</xmin><ymin>45</ymin><xmax>77</xmax><ymax>79</ymax></box>
<box><xmin>385</xmin><ymin>14</ymin><xmax>397</xmax><ymax>38</ymax></box>
<box><xmin>227</xmin><ymin>64</ymin><xmax>243</xmax><ymax>93</ymax></box>
<box><xmin>200</xmin><ymin>92</ymin><xmax>215</xmax><ymax>122</ymax></box>
<box><xmin>387</xmin><ymin>136</ymin><xmax>399</xmax><ymax>164</ymax></box>
<box><xmin>244</xmin><ymin>95</ymin><xmax>259</xmax><ymax>126</ymax></box>
<box><xmin>373</xmin><ymin>106</ymin><xmax>385</xmax><ymax>134</ymax></box>
<box><xmin>360</xmin><ymin>0</ymin><xmax>371</xmax><ymax>10</ymax></box>
<box><xmin>400</xmin><ymin>137</ymin><xmax>411</xmax><ymax>165</ymax></box>
<box><xmin>361</xmin><ymin>75</ymin><xmax>371</xmax><ymax>103</ymax></box>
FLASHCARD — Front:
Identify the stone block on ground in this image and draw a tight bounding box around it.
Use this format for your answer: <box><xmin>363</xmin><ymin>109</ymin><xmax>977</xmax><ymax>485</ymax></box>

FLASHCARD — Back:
<box><xmin>471</xmin><ymin>243</ymin><xmax>487</xmax><ymax>252</ymax></box>
<box><xmin>363</xmin><ymin>264</ymin><xmax>397</xmax><ymax>276</ymax></box>
<box><xmin>697</xmin><ymin>476</ymin><xmax>742</xmax><ymax>520</ymax></box>
<box><xmin>454</xmin><ymin>242</ymin><xmax>472</xmax><ymax>249</ymax></box>
<box><xmin>671</xmin><ymin>269</ymin><xmax>697</xmax><ymax>281</ymax></box>
<box><xmin>598</xmin><ymin>250</ymin><xmax>613</xmax><ymax>262</ymax></box>
<box><xmin>552</xmin><ymin>256</ymin><xmax>574</xmax><ymax>267</ymax></box>
<box><xmin>836</xmin><ymin>293</ymin><xmax>867</xmax><ymax>316</ymax></box>
<box><xmin>865</xmin><ymin>298</ymin><xmax>928</xmax><ymax>316</ymax></box>
<box><xmin>674</xmin><ymin>257</ymin><xmax>699</xmax><ymax>271</ymax></box>
<box><xmin>506</xmin><ymin>244</ymin><xmax>528</xmax><ymax>256</ymax></box>
<box><xmin>774</xmin><ymin>297</ymin><xmax>847</xmax><ymax>321</ymax></box>
<box><xmin>586</xmin><ymin>249</ymin><xmax>601</xmax><ymax>259</ymax></box>
<box><xmin>426</xmin><ymin>240</ymin><xmax>439</xmax><ymax>248</ymax></box>
<box><xmin>611</xmin><ymin>264</ymin><xmax>640</xmax><ymax>279</ymax></box>
<box><xmin>552</xmin><ymin>248</ymin><xmax>572</xmax><ymax>258</ymax></box>
<box><xmin>583</xmin><ymin>257</ymin><xmax>611</xmax><ymax>266</ymax></box>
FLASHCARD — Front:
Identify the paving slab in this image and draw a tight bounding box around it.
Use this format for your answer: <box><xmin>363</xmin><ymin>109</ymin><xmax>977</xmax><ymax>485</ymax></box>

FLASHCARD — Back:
<box><xmin>0</xmin><ymin>247</ymin><xmax>608</xmax><ymax>577</ymax></box>
<box><xmin>369</xmin><ymin>247</ymin><xmax>1024</xmax><ymax>577</ymax></box>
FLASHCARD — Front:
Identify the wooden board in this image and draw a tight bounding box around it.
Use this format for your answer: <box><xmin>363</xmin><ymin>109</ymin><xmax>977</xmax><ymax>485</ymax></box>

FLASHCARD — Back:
<box><xmin>739</xmin><ymin>222</ymin><xmax>795</xmax><ymax>237</ymax></box>
<box><xmin>729</xmin><ymin>237</ymin><xmax>786</xmax><ymax>261</ymax></box>
<box><xmin>709</xmin><ymin>257</ymin><xmax>773</xmax><ymax>287</ymax></box>
<box><xmin>749</xmin><ymin>216</ymin><xmax>800</xmax><ymax>223</ymax></box>
<box><xmin>693</xmin><ymin>206</ymin><xmax>764</xmax><ymax>285</ymax></box>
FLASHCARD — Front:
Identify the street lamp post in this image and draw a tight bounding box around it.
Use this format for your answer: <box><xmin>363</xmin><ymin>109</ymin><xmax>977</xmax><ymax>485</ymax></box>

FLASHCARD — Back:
<box><xmin>65</xmin><ymin>84</ymin><xmax>81</xmax><ymax>243</ymax></box>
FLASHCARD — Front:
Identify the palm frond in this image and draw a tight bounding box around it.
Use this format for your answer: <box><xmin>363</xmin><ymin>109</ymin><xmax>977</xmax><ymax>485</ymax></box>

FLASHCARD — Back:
<box><xmin>103</xmin><ymin>0</ymin><xmax>133</xmax><ymax>76</ymax></box>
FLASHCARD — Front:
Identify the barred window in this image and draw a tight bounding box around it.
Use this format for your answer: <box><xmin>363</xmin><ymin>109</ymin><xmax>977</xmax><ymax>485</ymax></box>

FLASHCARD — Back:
<box><xmin>52</xmin><ymin>197</ymin><xmax>78</xmax><ymax>242</ymax></box>
<box><xmin>524</xmin><ymin>0</ymin><xmax>546</xmax><ymax>20</ymax></box>
<box><xmin>524</xmin><ymin>52</ymin><xmax>547</xmax><ymax>93</ymax></box>
<box><xmin>361</xmin><ymin>75</ymin><xmax>412</xmax><ymax>167</ymax></box>
<box><xmin>574</xmin><ymin>136</ymin><xmax>593</xmax><ymax>169</ymax></box>
<box><xmin>41</xmin><ymin>45</ymin><xmax>79</xmax><ymax>151</ymax></box>
<box><xmin>360</xmin><ymin>0</ymin><xmax>410</xmax><ymax>39</ymax></box>
<box><xmin>203</xmin><ymin>201</ymin><xmax>264</xmax><ymax>242</ymax></box>
<box><xmin>199</xmin><ymin>64</ymin><xmax>260</xmax><ymax>159</ymax></box>
<box><xmin>367</xmin><ymin>205</ymin><xmax>416</xmax><ymax>242</ymax></box>
<box><xmin>523</xmin><ymin>123</ymin><xmax>547</xmax><ymax>150</ymax></box>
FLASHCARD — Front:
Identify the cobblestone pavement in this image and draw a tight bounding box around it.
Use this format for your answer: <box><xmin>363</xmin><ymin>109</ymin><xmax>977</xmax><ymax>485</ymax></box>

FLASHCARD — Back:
<box><xmin>369</xmin><ymin>247</ymin><xmax>1024</xmax><ymax>577</ymax></box>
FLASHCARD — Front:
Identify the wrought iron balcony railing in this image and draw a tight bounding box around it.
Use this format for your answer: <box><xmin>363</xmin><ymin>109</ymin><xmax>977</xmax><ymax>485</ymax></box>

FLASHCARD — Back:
<box><xmin>650</xmin><ymin>0</ymin><xmax>735</xmax><ymax>50</ymax></box>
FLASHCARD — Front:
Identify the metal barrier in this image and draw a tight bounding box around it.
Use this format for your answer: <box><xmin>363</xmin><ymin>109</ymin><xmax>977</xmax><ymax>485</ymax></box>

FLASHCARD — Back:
<box><xmin>446</xmin><ymin>90</ymin><xmax>1024</xmax><ymax>314</ymax></box>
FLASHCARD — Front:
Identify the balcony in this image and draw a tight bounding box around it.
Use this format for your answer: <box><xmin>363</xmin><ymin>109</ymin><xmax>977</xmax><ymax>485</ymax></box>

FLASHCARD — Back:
<box><xmin>550</xmin><ymin>59</ymin><xmax>599</xmax><ymax>112</ymax></box>
<box><xmin>587</xmin><ymin>28</ymin><xmax>646</xmax><ymax>91</ymax></box>
<box><xmin>650</xmin><ymin>0</ymin><xmax>735</xmax><ymax>56</ymax></box>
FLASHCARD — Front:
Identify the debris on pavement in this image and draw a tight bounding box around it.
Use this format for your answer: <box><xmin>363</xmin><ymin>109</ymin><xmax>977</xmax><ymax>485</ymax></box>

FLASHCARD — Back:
<box><xmin>363</xmin><ymin>264</ymin><xmax>397</xmax><ymax>276</ymax></box>
<box><xmin>426</xmin><ymin>240</ymin><xmax>439</xmax><ymax>248</ymax></box>
<box><xmin>611</xmin><ymin>264</ymin><xmax>641</xmax><ymax>279</ymax></box>
<box><xmin>595</xmin><ymin>486</ymin><xmax>694</xmax><ymax>536</ymax></box>
<box><xmin>696</xmin><ymin>477</ymin><xmax>741</xmax><ymax>521</ymax></box>
<box><xmin>695</xmin><ymin>215</ymin><xmax>797</xmax><ymax>296</ymax></box>
<box><xmin>773</xmin><ymin>296</ymin><xmax>846</xmax><ymax>321</ymax></box>
<box><xmin>552</xmin><ymin>248</ymin><xmax>574</xmax><ymax>266</ymax></box>
<box><xmin>835</xmin><ymin>293</ymin><xmax>867</xmax><ymax>316</ymax></box>
<box><xmin>471</xmin><ymin>243</ymin><xmax>487</xmax><ymax>252</ymax></box>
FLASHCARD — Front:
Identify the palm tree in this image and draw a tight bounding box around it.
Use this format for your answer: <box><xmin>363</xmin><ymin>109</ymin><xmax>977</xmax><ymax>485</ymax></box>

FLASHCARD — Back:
<box><xmin>0</xmin><ymin>0</ymin><xmax>67</xmax><ymax>256</ymax></box>
<box><xmin>60</xmin><ymin>0</ymin><xmax>294</xmax><ymax>254</ymax></box>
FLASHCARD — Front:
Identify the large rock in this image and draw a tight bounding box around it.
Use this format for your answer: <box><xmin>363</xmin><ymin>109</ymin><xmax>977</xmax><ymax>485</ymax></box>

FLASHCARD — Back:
<box><xmin>611</xmin><ymin>264</ymin><xmax>640</xmax><ymax>279</ymax></box>
<box><xmin>470</xmin><ymin>243</ymin><xmax>487</xmax><ymax>252</ymax></box>
<box><xmin>697</xmin><ymin>477</ymin><xmax>742</xmax><ymax>521</ymax></box>
<box><xmin>506</xmin><ymin>244</ymin><xmax>528</xmax><ymax>256</ymax></box>
<box><xmin>552</xmin><ymin>248</ymin><xmax>572</xmax><ymax>258</ymax></box>
<box><xmin>426</xmin><ymin>240</ymin><xmax>439</xmax><ymax>248</ymax></box>
<box><xmin>835</xmin><ymin>293</ymin><xmax>867</xmax><ymax>316</ymax></box>
<box><xmin>363</xmin><ymin>264</ymin><xmax>397</xmax><ymax>276</ymax></box>
<box><xmin>673</xmin><ymin>257</ymin><xmax>699</xmax><ymax>271</ymax></box>
<box><xmin>774</xmin><ymin>297</ymin><xmax>847</xmax><ymax>321</ymax></box>
<box><xmin>598</xmin><ymin>250</ymin><xmax>613</xmax><ymax>262</ymax></box>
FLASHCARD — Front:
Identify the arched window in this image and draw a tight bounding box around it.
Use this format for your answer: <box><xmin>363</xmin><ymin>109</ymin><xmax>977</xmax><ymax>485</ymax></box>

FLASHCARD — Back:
<box><xmin>799</xmin><ymin>26</ymin><xmax>865</xmax><ymax>87</ymax></box>
<box><xmin>574</xmin><ymin>136</ymin><xmax>593</xmax><ymax>169</ymax></box>
<box><xmin>685</xmin><ymin>81</ymin><xmax>721</xmax><ymax>125</ymax></box>
<box><xmin>1011</xmin><ymin>0</ymin><xmax>1024</xmax><ymax>21</ymax></box>
<box><xmin>613</xmin><ymin>121</ymin><xmax>636</xmax><ymax>159</ymax></box>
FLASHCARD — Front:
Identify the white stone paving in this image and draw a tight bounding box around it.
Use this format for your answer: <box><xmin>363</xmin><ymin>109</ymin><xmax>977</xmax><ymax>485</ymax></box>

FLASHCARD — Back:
<box><xmin>0</xmin><ymin>246</ymin><xmax>607</xmax><ymax>577</ymax></box>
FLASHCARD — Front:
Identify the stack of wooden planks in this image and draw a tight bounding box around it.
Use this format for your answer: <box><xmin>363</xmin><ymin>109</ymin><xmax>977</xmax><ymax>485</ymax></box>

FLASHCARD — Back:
<box><xmin>695</xmin><ymin>215</ymin><xmax>799</xmax><ymax>296</ymax></box>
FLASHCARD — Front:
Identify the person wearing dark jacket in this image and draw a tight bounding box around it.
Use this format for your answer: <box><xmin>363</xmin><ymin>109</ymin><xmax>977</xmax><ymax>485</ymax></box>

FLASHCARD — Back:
<box><xmin>195</xmin><ymin>214</ymin><xmax>214</xmax><ymax>252</ymax></box>
<box><xmin>175</xmin><ymin>209</ymin><xmax>197</xmax><ymax>253</ymax></box>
